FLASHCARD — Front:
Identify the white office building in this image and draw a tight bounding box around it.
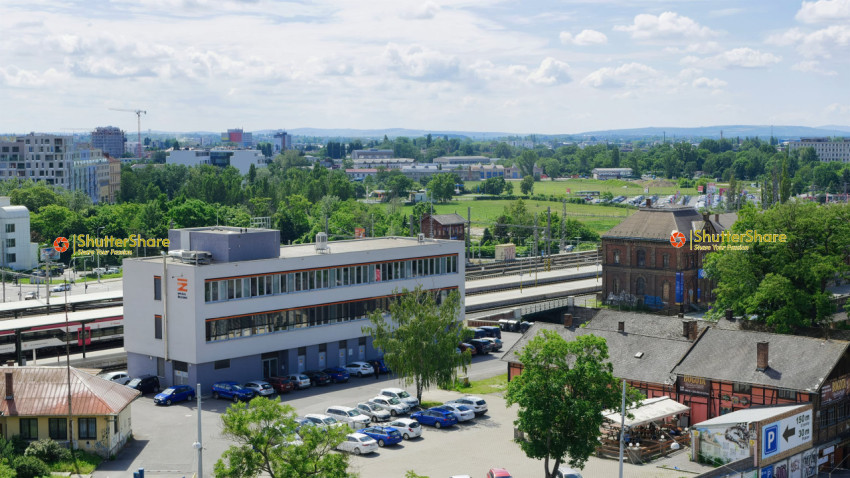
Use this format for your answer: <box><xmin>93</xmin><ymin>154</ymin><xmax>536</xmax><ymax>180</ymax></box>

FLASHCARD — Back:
<box><xmin>166</xmin><ymin>148</ymin><xmax>267</xmax><ymax>175</ymax></box>
<box><xmin>0</xmin><ymin>197</ymin><xmax>38</xmax><ymax>271</ymax></box>
<box><xmin>123</xmin><ymin>227</ymin><xmax>465</xmax><ymax>387</ymax></box>
<box><xmin>788</xmin><ymin>137</ymin><xmax>850</xmax><ymax>163</ymax></box>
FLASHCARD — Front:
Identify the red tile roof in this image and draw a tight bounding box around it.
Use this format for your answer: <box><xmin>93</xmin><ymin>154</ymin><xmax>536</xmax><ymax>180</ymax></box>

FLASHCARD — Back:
<box><xmin>0</xmin><ymin>366</ymin><xmax>140</xmax><ymax>416</ymax></box>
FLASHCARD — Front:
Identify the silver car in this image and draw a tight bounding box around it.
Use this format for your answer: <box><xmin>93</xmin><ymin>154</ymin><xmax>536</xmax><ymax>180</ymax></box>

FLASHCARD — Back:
<box><xmin>369</xmin><ymin>396</ymin><xmax>410</xmax><ymax>416</ymax></box>
<box><xmin>357</xmin><ymin>402</ymin><xmax>391</xmax><ymax>422</ymax></box>
<box><xmin>447</xmin><ymin>395</ymin><xmax>488</xmax><ymax>415</ymax></box>
<box><xmin>243</xmin><ymin>380</ymin><xmax>275</xmax><ymax>396</ymax></box>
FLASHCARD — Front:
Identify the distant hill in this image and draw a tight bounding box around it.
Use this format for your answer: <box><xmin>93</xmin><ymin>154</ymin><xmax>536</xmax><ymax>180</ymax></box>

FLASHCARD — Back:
<box><xmin>254</xmin><ymin>128</ymin><xmax>515</xmax><ymax>140</ymax></box>
<box><xmin>573</xmin><ymin>124</ymin><xmax>850</xmax><ymax>140</ymax></box>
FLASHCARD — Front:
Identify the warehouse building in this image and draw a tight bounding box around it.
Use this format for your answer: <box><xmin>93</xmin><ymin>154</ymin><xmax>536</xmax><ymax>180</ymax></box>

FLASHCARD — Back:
<box><xmin>123</xmin><ymin>227</ymin><xmax>465</xmax><ymax>388</ymax></box>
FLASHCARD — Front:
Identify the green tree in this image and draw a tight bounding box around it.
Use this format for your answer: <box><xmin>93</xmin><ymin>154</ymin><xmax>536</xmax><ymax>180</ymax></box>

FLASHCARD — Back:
<box><xmin>516</xmin><ymin>150</ymin><xmax>538</xmax><ymax>178</ymax></box>
<box><xmin>705</xmin><ymin>202</ymin><xmax>850</xmax><ymax>332</ymax></box>
<box><xmin>214</xmin><ymin>397</ymin><xmax>352</xmax><ymax>478</ymax></box>
<box><xmin>426</xmin><ymin>173</ymin><xmax>456</xmax><ymax>203</ymax></box>
<box><xmin>520</xmin><ymin>175</ymin><xmax>534</xmax><ymax>196</ymax></box>
<box><xmin>505</xmin><ymin>331</ymin><xmax>643</xmax><ymax>477</ymax></box>
<box><xmin>362</xmin><ymin>287</ymin><xmax>469</xmax><ymax>403</ymax></box>
<box><xmin>780</xmin><ymin>158</ymin><xmax>791</xmax><ymax>204</ymax></box>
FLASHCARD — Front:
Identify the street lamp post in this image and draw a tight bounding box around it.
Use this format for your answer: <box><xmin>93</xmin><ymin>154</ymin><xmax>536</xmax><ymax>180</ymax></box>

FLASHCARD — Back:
<box><xmin>96</xmin><ymin>227</ymin><xmax>105</xmax><ymax>283</ymax></box>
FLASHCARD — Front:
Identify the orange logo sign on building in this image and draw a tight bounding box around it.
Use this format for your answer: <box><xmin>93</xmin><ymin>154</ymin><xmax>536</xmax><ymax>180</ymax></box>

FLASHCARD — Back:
<box><xmin>670</xmin><ymin>230</ymin><xmax>686</xmax><ymax>248</ymax></box>
<box><xmin>53</xmin><ymin>237</ymin><xmax>70</xmax><ymax>253</ymax></box>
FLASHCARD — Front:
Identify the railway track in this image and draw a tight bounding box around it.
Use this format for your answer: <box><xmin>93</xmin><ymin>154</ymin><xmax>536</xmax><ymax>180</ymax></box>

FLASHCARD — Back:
<box><xmin>464</xmin><ymin>249</ymin><xmax>599</xmax><ymax>280</ymax></box>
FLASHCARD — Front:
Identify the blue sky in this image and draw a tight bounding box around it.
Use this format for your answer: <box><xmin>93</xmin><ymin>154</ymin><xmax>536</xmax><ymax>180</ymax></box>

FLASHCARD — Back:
<box><xmin>1</xmin><ymin>0</ymin><xmax>848</xmax><ymax>134</ymax></box>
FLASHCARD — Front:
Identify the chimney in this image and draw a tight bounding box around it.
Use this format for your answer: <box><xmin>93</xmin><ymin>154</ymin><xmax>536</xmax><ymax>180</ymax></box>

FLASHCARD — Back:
<box><xmin>725</xmin><ymin>308</ymin><xmax>734</xmax><ymax>321</ymax></box>
<box><xmin>4</xmin><ymin>372</ymin><xmax>12</xmax><ymax>400</ymax></box>
<box><xmin>682</xmin><ymin>320</ymin><xmax>691</xmax><ymax>338</ymax></box>
<box><xmin>645</xmin><ymin>198</ymin><xmax>651</xmax><ymax>208</ymax></box>
<box><xmin>757</xmin><ymin>342</ymin><xmax>769</xmax><ymax>371</ymax></box>
<box><xmin>688</xmin><ymin>321</ymin><xmax>698</xmax><ymax>341</ymax></box>
<box><xmin>714</xmin><ymin>214</ymin><xmax>719</xmax><ymax>223</ymax></box>
<box><xmin>618</xmin><ymin>321</ymin><xmax>625</xmax><ymax>333</ymax></box>
<box><xmin>563</xmin><ymin>313</ymin><xmax>573</xmax><ymax>328</ymax></box>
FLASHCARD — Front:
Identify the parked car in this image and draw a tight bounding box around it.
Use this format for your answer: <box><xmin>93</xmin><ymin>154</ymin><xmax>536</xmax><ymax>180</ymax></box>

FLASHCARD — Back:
<box><xmin>24</xmin><ymin>291</ymin><xmax>37</xmax><ymax>300</ymax></box>
<box><xmin>304</xmin><ymin>370</ymin><xmax>331</xmax><ymax>386</ymax></box>
<box><xmin>380</xmin><ymin>388</ymin><xmax>419</xmax><ymax>408</ymax></box>
<box><xmin>460</xmin><ymin>343</ymin><xmax>477</xmax><ymax>355</ymax></box>
<box><xmin>126</xmin><ymin>375</ymin><xmax>160</xmax><ymax>394</ymax></box>
<box><xmin>487</xmin><ymin>468</ymin><xmax>513</xmax><ymax>478</ymax></box>
<box><xmin>325</xmin><ymin>406</ymin><xmax>370</xmax><ymax>430</ymax></box>
<box><xmin>92</xmin><ymin>267</ymin><xmax>107</xmax><ymax>276</ymax></box>
<box><xmin>446</xmin><ymin>395</ymin><xmax>488</xmax><ymax>415</ymax></box>
<box><xmin>369</xmin><ymin>396</ymin><xmax>410</xmax><ymax>416</ymax></box>
<box><xmin>344</xmin><ymin>361</ymin><xmax>374</xmax><ymax>377</ymax></box>
<box><xmin>468</xmin><ymin>339</ymin><xmax>492</xmax><ymax>355</ymax></box>
<box><xmin>293</xmin><ymin>417</ymin><xmax>315</xmax><ymax>436</ymax></box>
<box><xmin>304</xmin><ymin>413</ymin><xmax>344</xmax><ymax>429</ymax></box>
<box><xmin>98</xmin><ymin>371</ymin><xmax>131</xmax><ymax>385</ymax></box>
<box><xmin>435</xmin><ymin>403</ymin><xmax>475</xmax><ymax>422</ymax></box>
<box><xmin>356</xmin><ymin>402</ymin><xmax>391</xmax><ymax>422</ymax></box>
<box><xmin>267</xmin><ymin>376</ymin><xmax>296</xmax><ymax>394</ymax></box>
<box><xmin>51</xmin><ymin>283</ymin><xmax>71</xmax><ymax>292</ymax></box>
<box><xmin>243</xmin><ymin>380</ymin><xmax>275</xmax><ymax>396</ymax></box>
<box><xmin>480</xmin><ymin>337</ymin><xmax>503</xmax><ymax>352</ymax></box>
<box><xmin>356</xmin><ymin>426</ymin><xmax>402</xmax><ymax>447</ymax></box>
<box><xmin>336</xmin><ymin>432</ymin><xmax>379</xmax><ymax>455</ymax></box>
<box><xmin>286</xmin><ymin>374</ymin><xmax>311</xmax><ymax>389</ymax></box>
<box><xmin>555</xmin><ymin>466</ymin><xmax>584</xmax><ymax>478</ymax></box>
<box><xmin>211</xmin><ymin>381</ymin><xmax>254</xmax><ymax>402</ymax></box>
<box><xmin>322</xmin><ymin>367</ymin><xmax>350</xmax><ymax>383</ymax></box>
<box><xmin>410</xmin><ymin>408</ymin><xmax>457</xmax><ymax>429</ymax></box>
<box><xmin>387</xmin><ymin>418</ymin><xmax>422</xmax><ymax>439</ymax></box>
<box><xmin>154</xmin><ymin>385</ymin><xmax>196</xmax><ymax>406</ymax></box>
<box><xmin>479</xmin><ymin>326</ymin><xmax>501</xmax><ymax>339</ymax></box>
<box><xmin>106</xmin><ymin>267</ymin><xmax>120</xmax><ymax>274</ymax></box>
<box><xmin>367</xmin><ymin>358</ymin><xmax>390</xmax><ymax>374</ymax></box>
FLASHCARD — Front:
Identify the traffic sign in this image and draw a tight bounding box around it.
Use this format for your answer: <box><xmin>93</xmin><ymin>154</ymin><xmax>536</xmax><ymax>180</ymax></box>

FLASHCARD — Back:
<box><xmin>761</xmin><ymin>409</ymin><xmax>812</xmax><ymax>462</ymax></box>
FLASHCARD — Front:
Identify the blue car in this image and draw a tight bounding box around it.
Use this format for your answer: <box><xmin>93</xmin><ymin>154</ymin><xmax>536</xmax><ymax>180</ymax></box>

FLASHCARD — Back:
<box><xmin>154</xmin><ymin>385</ymin><xmax>196</xmax><ymax>406</ymax></box>
<box><xmin>410</xmin><ymin>408</ymin><xmax>458</xmax><ymax>429</ymax></box>
<box><xmin>356</xmin><ymin>426</ymin><xmax>403</xmax><ymax>447</ymax></box>
<box><xmin>322</xmin><ymin>367</ymin><xmax>350</xmax><ymax>383</ymax></box>
<box><xmin>211</xmin><ymin>381</ymin><xmax>255</xmax><ymax>402</ymax></box>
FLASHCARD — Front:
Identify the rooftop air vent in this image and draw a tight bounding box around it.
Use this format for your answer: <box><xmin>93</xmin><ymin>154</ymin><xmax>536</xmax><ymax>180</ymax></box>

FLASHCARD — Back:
<box><xmin>418</xmin><ymin>233</ymin><xmax>425</xmax><ymax>243</ymax></box>
<box><xmin>634</xmin><ymin>352</ymin><xmax>644</xmax><ymax>359</ymax></box>
<box><xmin>315</xmin><ymin>232</ymin><xmax>329</xmax><ymax>253</ymax></box>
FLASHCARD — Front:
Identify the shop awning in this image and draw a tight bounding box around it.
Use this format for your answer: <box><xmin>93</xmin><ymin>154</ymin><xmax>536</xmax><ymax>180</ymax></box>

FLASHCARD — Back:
<box><xmin>603</xmin><ymin>396</ymin><xmax>690</xmax><ymax>428</ymax></box>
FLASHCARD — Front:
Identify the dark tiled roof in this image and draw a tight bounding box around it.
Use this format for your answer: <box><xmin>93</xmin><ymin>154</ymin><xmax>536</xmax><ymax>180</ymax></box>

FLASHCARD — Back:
<box><xmin>584</xmin><ymin>310</ymin><xmax>709</xmax><ymax>342</ymax></box>
<box><xmin>501</xmin><ymin>322</ymin><xmax>691</xmax><ymax>385</ymax></box>
<box><xmin>672</xmin><ymin>329</ymin><xmax>849</xmax><ymax>392</ymax></box>
<box><xmin>0</xmin><ymin>366</ymin><xmax>140</xmax><ymax>417</ymax></box>
<box><xmin>424</xmin><ymin>213</ymin><xmax>466</xmax><ymax>225</ymax></box>
<box><xmin>602</xmin><ymin>207</ymin><xmax>704</xmax><ymax>242</ymax></box>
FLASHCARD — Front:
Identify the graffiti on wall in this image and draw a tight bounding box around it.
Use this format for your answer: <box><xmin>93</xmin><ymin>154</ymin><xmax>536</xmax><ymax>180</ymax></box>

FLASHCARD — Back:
<box><xmin>801</xmin><ymin>449</ymin><xmax>818</xmax><ymax>478</ymax></box>
<box><xmin>696</xmin><ymin>422</ymin><xmax>752</xmax><ymax>465</ymax></box>
<box><xmin>724</xmin><ymin>422</ymin><xmax>750</xmax><ymax>449</ymax></box>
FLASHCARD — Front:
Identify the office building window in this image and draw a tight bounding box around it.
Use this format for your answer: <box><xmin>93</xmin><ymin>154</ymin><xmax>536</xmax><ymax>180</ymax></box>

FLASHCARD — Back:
<box><xmin>78</xmin><ymin>418</ymin><xmax>97</xmax><ymax>440</ymax></box>
<box><xmin>20</xmin><ymin>418</ymin><xmax>38</xmax><ymax>439</ymax></box>
<box><xmin>5</xmin><ymin>253</ymin><xmax>14</xmax><ymax>264</ymax></box>
<box><xmin>49</xmin><ymin>418</ymin><xmax>67</xmax><ymax>440</ymax></box>
<box><xmin>154</xmin><ymin>276</ymin><xmax>161</xmax><ymax>301</ymax></box>
<box><xmin>154</xmin><ymin>315</ymin><xmax>162</xmax><ymax>340</ymax></box>
<box><xmin>4</xmin><ymin>224</ymin><xmax>12</xmax><ymax>233</ymax></box>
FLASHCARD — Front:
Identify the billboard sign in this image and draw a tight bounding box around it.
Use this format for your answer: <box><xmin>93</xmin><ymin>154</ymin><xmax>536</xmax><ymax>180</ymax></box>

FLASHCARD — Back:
<box><xmin>761</xmin><ymin>409</ymin><xmax>813</xmax><ymax>464</ymax></box>
<box><xmin>820</xmin><ymin>373</ymin><xmax>850</xmax><ymax>405</ymax></box>
<box><xmin>678</xmin><ymin>375</ymin><xmax>710</xmax><ymax>396</ymax></box>
<box><xmin>40</xmin><ymin>247</ymin><xmax>60</xmax><ymax>262</ymax></box>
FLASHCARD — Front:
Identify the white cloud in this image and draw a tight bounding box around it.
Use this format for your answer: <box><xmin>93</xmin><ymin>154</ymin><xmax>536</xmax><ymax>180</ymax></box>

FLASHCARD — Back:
<box><xmin>0</xmin><ymin>66</ymin><xmax>69</xmax><ymax>87</ymax></box>
<box><xmin>581</xmin><ymin>62</ymin><xmax>658</xmax><ymax>88</ymax></box>
<box><xmin>665</xmin><ymin>41</ymin><xmax>722</xmax><ymax>54</ymax></box>
<box><xmin>826</xmin><ymin>103</ymin><xmax>850</xmax><ymax>114</ymax></box>
<box><xmin>526</xmin><ymin>57</ymin><xmax>571</xmax><ymax>86</ymax></box>
<box><xmin>402</xmin><ymin>1</ymin><xmax>440</xmax><ymax>20</ymax></box>
<box><xmin>692</xmin><ymin>77</ymin><xmax>727</xmax><ymax>89</ymax></box>
<box><xmin>796</xmin><ymin>0</ymin><xmax>850</xmax><ymax>23</ymax></box>
<box><xmin>559</xmin><ymin>29</ymin><xmax>607</xmax><ymax>46</ymax></box>
<box><xmin>614</xmin><ymin>12</ymin><xmax>717</xmax><ymax>40</ymax></box>
<box><xmin>792</xmin><ymin>60</ymin><xmax>838</xmax><ymax>75</ymax></box>
<box><xmin>383</xmin><ymin>43</ymin><xmax>460</xmax><ymax>81</ymax></box>
<box><xmin>682</xmin><ymin>48</ymin><xmax>782</xmax><ymax>69</ymax></box>
<box><xmin>767</xmin><ymin>25</ymin><xmax>850</xmax><ymax>58</ymax></box>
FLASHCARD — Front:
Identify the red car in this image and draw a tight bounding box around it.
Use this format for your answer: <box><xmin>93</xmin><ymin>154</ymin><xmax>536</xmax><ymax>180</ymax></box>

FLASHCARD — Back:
<box><xmin>267</xmin><ymin>376</ymin><xmax>295</xmax><ymax>394</ymax></box>
<box><xmin>486</xmin><ymin>469</ymin><xmax>512</xmax><ymax>478</ymax></box>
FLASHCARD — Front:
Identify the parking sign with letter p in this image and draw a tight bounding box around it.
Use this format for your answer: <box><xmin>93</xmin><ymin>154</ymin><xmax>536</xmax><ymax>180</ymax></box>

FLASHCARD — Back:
<box><xmin>764</xmin><ymin>424</ymin><xmax>778</xmax><ymax>456</ymax></box>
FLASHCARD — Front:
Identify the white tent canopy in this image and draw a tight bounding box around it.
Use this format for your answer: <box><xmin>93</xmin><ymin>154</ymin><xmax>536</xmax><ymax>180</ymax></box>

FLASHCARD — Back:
<box><xmin>603</xmin><ymin>396</ymin><xmax>690</xmax><ymax>428</ymax></box>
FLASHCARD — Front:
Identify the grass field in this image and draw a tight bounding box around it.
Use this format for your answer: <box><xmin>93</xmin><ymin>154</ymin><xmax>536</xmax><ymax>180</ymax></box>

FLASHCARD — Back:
<box><xmin>465</xmin><ymin>178</ymin><xmax>701</xmax><ymax>198</ymax></box>
<box><xmin>402</xmin><ymin>198</ymin><xmax>634</xmax><ymax>235</ymax></box>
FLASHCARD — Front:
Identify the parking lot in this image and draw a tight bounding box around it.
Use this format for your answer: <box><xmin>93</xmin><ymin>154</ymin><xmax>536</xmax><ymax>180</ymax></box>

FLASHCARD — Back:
<box><xmin>92</xmin><ymin>329</ymin><xmax>712</xmax><ymax>478</ymax></box>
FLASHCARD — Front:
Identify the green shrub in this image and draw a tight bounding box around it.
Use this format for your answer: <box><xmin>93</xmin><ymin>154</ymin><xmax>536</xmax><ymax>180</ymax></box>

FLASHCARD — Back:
<box><xmin>12</xmin><ymin>455</ymin><xmax>49</xmax><ymax>478</ymax></box>
<box><xmin>24</xmin><ymin>439</ymin><xmax>70</xmax><ymax>463</ymax></box>
<box><xmin>9</xmin><ymin>437</ymin><xmax>27</xmax><ymax>457</ymax></box>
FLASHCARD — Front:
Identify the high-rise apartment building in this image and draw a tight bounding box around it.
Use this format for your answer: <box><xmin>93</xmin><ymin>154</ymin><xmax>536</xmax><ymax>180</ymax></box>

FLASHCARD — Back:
<box><xmin>273</xmin><ymin>131</ymin><xmax>291</xmax><ymax>152</ymax></box>
<box><xmin>221</xmin><ymin>128</ymin><xmax>253</xmax><ymax>148</ymax></box>
<box><xmin>91</xmin><ymin>126</ymin><xmax>126</xmax><ymax>158</ymax></box>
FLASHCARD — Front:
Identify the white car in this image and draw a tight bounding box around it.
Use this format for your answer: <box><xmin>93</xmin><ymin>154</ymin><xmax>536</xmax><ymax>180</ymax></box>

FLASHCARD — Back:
<box><xmin>438</xmin><ymin>403</ymin><xmax>475</xmax><ymax>422</ymax></box>
<box><xmin>388</xmin><ymin>418</ymin><xmax>422</xmax><ymax>440</ymax></box>
<box><xmin>243</xmin><ymin>380</ymin><xmax>275</xmax><ymax>396</ymax></box>
<box><xmin>356</xmin><ymin>402</ymin><xmax>391</xmax><ymax>422</ymax></box>
<box><xmin>51</xmin><ymin>283</ymin><xmax>71</xmax><ymax>292</ymax></box>
<box><xmin>369</xmin><ymin>396</ymin><xmax>410</xmax><ymax>416</ymax></box>
<box><xmin>336</xmin><ymin>432</ymin><xmax>379</xmax><ymax>455</ymax></box>
<box><xmin>344</xmin><ymin>361</ymin><xmax>374</xmax><ymax>377</ymax></box>
<box><xmin>98</xmin><ymin>371</ymin><xmax>131</xmax><ymax>385</ymax></box>
<box><xmin>447</xmin><ymin>395</ymin><xmax>488</xmax><ymax>415</ymax></box>
<box><xmin>287</xmin><ymin>374</ymin><xmax>311</xmax><ymax>389</ymax></box>
<box><xmin>556</xmin><ymin>466</ymin><xmax>584</xmax><ymax>478</ymax></box>
<box><xmin>304</xmin><ymin>413</ymin><xmax>345</xmax><ymax>429</ymax></box>
<box><xmin>380</xmin><ymin>388</ymin><xmax>419</xmax><ymax>408</ymax></box>
<box><xmin>325</xmin><ymin>406</ymin><xmax>370</xmax><ymax>429</ymax></box>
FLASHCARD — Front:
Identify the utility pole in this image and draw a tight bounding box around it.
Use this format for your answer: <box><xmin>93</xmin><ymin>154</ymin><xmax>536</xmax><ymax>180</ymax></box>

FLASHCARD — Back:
<box><xmin>194</xmin><ymin>383</ymin><xmax>204</xmax><ymax>478</ymax></box>
<box><xmin>546</xmin><ymin>207</ymin><xmax>552</xmax><ymax>260</ymax></box>
<box><xmin>618</xmin><ymin>379</ymin><xmax>626</xmax><ymax>478</ymax></box>
<box><xmin>560</xmin><ymin>199</ymin><xmax>566</xmax><ymax>253</ymax></box>
<box><xmin>467</xmin><ymin>207</ymin><xmax>471</xmax><ymax>264</ymax></box>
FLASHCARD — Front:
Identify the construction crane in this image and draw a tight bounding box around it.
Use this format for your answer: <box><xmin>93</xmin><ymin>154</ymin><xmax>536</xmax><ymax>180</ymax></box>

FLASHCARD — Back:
<box><xmin>109</xmin><ymin>108</ymin><xmax>146</xmax><ymax>157</ymax></box>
